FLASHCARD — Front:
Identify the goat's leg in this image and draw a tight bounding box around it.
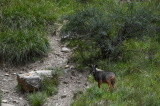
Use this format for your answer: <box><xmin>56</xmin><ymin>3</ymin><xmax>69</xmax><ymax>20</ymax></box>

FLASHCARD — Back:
<box><xmin>107</xmin><ymin>82</ymin><xmax>112</xmax><ymax>93</ymax></box>
<box><xmin>98</xmin><ymin>80</ymin><xmax>102</xmax><ymax>88</ymax></box>
<box><xmin>113</xmin><ymin>84</ymin><xmax>116</xmax><ymax>92</ymax></box>
<box><xmin>111</xmin><ymin>79</ymin><xmax>116</xmax><ymax>92</ymax></box>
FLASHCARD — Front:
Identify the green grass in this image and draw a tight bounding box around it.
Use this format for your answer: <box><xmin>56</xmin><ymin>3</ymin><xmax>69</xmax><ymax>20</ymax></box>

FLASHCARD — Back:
<box><xmin>58</xmin><ymin>0</ymin><xmax>160</xmax><ymax>105</ymax></box>
<box><xmin>72</xmin><ymin>63</ymin><xmax>160</xmax><ymax>106</ymax></box>
<box><xmin>0</xmin><ymin>29</ymin><xmax>49</xmax><ymax>64</ymax></box>
<box><xmin>28</xmin><ymin>92</ymin><xmax>47</xmax><ymax>106</ymax></box>
<box><xmin>71</xmin><ymin>38</ymin><xmax>160</xmax><ymax>105</ymax></box>
<box><xmin>1</xmin><ymin>0</ymin><xmax>160</xmax><ymax>105</ymax></box>
<box><xmin>0</xmin><ymin>0</ymin><xmax>56</xmax><ymax>64</ymax></box>
<box><xmin>0</xmin><ymin>0</ymin><xmax>79</xmax><ymax>64</ymax></box>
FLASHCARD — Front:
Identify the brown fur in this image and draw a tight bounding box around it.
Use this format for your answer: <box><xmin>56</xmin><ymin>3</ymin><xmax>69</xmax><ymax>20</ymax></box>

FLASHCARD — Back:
<box><xmin>91</xmin><ymin>65</ymin><xmax>116</xmax><ymax>93</ymax></box>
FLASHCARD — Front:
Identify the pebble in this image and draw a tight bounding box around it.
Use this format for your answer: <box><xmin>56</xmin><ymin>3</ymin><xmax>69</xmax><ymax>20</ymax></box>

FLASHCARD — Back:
<box><xmin>61</xmin><ymin>94</ymin><xmax>67</xmax><ymax>99</ymax></box>
<box><xmin>19</xmin><ymin>98</ymin><xmax>22</xmax><ymax>100</ymax></box>
<box><xmin>65</xmin><ymin>65</ymin><xmax>70</xmax><ymax>68</ymax></box>
<box><xmin>3</xmin><ymin>79</ymin><xmax>7</xmax><ymax>81</ymax></box>
<box><xmin>12</xmin><ymin>73</ymin><xmax>17</xmax><ymax>75</ymax></box>
<box><xmin>5</xmin><ymin>74</ymin><xmax>9</xmax><ymax>76</ymax></box>
<box><xmin>63</xmin><ymin>81</ymin><xmax>68</xmax><ymax>84</ymax></box>
<box><xmin>13</xmin><ymin>100</ymin><xmax>19</xmax><ymax>104</ymax></box>
<box><xmin>64</xmin><ymin>68</ymin><xmax>71</xmax><ymax>73</ymax></box>
<box><xmin>2</xmin><ymin>90</ymin><xmax>9</xmax><ymax>94</ymax></box>
<box><xmin>55</xmin><ymin>39</ymin><xmax>60</xmax><ymax>41</ymax></box>
<box><xmin>56</xmin><ymin>103</ymin><xmax>58</xmax><ymax>106</ymax></box>
<box><xmin>2</xmin><ymin>100</ymin><xmax>8</xmax><ymax>103</ymax></box>
<box><xmin>61</xmin><ymin>47</ymin><xmax>70</xmax><ymax>52</ymax></box>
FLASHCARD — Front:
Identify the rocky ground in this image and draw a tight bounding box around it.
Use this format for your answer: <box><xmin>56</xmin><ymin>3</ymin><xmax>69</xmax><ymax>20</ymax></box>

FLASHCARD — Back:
<box><xmin>0</xmin><ymin>34</ymin><xmax>89</xmax><ymax>106</ymax></box>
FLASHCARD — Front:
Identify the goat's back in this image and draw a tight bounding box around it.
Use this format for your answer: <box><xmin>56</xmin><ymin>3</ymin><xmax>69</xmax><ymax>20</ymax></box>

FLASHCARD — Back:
<box><xmin>94</xmin><ymin>71</ymin><xmax>116</xmax><ymax>83</ymax></box>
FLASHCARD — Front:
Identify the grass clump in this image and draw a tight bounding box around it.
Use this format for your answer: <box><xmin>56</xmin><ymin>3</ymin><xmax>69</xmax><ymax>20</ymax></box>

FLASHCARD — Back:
<box><xmin>28</xmin><ymin>92</ymin><xmax>47</xmax><ymax>106</ymax></box>
<box><xmin>40</xmin><ymin>76</ymin><xmax>58</xmax><ymax>96</ymax></box>
<box><xmin>0</xmin><ymin>0</ymin><xmax>58</xmax><ymax>64</ymax></box>
<box><xmin>0</xmin><ymin>29</ymin><xmax>49</xmax><ymax>64</ymax></box>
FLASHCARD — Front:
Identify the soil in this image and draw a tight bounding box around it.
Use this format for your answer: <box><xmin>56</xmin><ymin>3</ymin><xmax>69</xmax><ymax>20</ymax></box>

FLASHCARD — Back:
<box><xmin>0</xmin><ymin>34</ymin><xmax>89</xmax><ymax>106</ymax></box>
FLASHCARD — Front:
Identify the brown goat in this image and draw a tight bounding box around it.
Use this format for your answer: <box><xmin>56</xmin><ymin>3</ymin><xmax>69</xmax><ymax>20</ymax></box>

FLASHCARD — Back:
<box><xmin>91</xmin><ymin>65</ymin><xmax>116</xmax><ymax>93</ymax></box>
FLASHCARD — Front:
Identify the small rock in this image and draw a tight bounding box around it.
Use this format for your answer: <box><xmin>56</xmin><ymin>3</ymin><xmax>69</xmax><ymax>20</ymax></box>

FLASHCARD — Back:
<box><xmin>12</xmin><ymin>73</ymin><xmax>17</xmax><ymax>75</ymax></box>
<box><xmin>70</xmin><ymin>76</ymin><xmax>73</xmax><ymax>80</ymax></box>
<box><xmin>71</xmin><ymin>71</ymin><xmax>76</xmax><ymax>76</ymax></box>
<box><xmin>2</xmin><ymin>100</ymin><xmax>8</xmax><ymax>103</ymax></box>
<box><xmin>19</xmin><ymin>98</ymin><xmax>22</xmax><ymax>100</ymax></box>
<box><xmin>55</xmin><ymin>39</ymin><xmax>60</xmax><ymax>41</ymax></box>
<box><xmin>70</xmin><ymin>65</ymin><xmax>75</xmax><ymax>69</ymax></box>
<box><xmin>64</xmin><ymin>68</ymin><xmax>71</xmax><ymax>73</ymax></box>
<box><xmin>9</xmin><ymin>98</ymin><xmax>12</xmax><ymax>100</ymax></box>
<box><xmin>56</xmin><ymin>103</ymin><xmax>58</xmax><ymax>106</ymax></box>
<box><xmin>5</xmin><ymin>74</ymin><xmax>9</xmax><ymax>76</ymax></box>
<box><xmin>61</xmin><ymin>47</ymin><xmax>70</xmax><ymax>52</ymax></box>
<box><xmin>85</xmin><ymin>82</ymin><xmax>88</xmax><ymax>86</ymax></box>
<box><xmin>2</xmin><ymin>79</ymin><xmax>7</xmax><ymax>81</ymax></box>
<box><xmin>61</xmin><ymin>95</ymin><xmax>67</xmax><ymax>99</ymax></box>
<box><xmin>13</xmin><ymin>100</ymin><xmax>19</xmax><ymax>104</ymax></box>
<box><xmin>63</xmin><ymin>81</ymin><xmax>68</xmax><ymax>84</ymax></box>
<box><xmin>65</xmin><ymin>65</ymin><xmax>70</xmax><ymax>68</ymax></box>
<box><xmin>2</xmin><ymin>90</ymin><xmax>9</xmax><ymax>94</ymax></box>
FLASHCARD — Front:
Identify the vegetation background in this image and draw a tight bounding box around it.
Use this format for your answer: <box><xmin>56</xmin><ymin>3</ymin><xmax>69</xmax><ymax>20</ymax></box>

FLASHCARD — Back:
<box><xmin>0</xmin><ymin>0</ymin><xmax>160</xmax><ymax>105</ymax></box>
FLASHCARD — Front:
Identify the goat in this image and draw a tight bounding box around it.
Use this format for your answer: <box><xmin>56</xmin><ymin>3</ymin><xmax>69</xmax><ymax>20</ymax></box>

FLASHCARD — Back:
<box><xmin>91</xmin><ymin>65</ymin><xmax>116</xmax><ymax>93</ymax></box>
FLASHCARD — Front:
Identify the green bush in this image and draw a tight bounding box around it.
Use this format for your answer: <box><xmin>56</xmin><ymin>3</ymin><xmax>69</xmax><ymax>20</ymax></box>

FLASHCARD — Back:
<box><xmin>61</xmin><ymin>1</ymin><xmax>159</xmax><ymax>67</ymax></box>
<box><xmin>28</xmin><ymin>92</ymin><xmax>47</xmax><ymax>106</ymax></box>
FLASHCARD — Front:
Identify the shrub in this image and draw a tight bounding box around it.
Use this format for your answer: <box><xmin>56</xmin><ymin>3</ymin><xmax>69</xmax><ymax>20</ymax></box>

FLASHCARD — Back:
<box><xmin>61</xmin><ymin>1</ymin><xmax>159</xmax><ymax>67</ymax></box>
<box><xmin>28</xmin><ymin>92</ymin><xmax>47</xmax><ymax>106</ymax></box>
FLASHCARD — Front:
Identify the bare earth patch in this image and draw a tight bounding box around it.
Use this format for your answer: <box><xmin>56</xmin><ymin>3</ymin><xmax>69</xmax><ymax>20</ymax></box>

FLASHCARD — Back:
<box><xmin>0</xmin><ymin>35</ymin><xmax>89</xmax><ymax>106</ymax></box>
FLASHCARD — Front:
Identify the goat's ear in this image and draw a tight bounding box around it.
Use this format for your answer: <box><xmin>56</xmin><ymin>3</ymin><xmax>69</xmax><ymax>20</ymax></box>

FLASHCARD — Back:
<box><xmin>95</xmin><ymin>64</ymin><xmax>98</xmax><ymax>68</ymax></box>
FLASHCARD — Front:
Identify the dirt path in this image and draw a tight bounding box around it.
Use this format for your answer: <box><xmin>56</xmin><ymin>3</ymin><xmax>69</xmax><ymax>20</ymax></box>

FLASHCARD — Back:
<box><xmin>45</xmin><ymin>69</ymin><xmax>89</xmax><ymax>106</ymax></box>
<box><xmin>0</xmin><ymin>34</ymin><xmax>89</xmax><ymax>106</ymax></box>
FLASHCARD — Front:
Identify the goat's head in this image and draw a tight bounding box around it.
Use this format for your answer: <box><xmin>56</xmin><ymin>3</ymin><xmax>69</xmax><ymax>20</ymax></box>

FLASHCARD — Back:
<box><xmin>90</xmin><ymin>64</ymin><xmax>98</xmax><ymax>75</ymax></box>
